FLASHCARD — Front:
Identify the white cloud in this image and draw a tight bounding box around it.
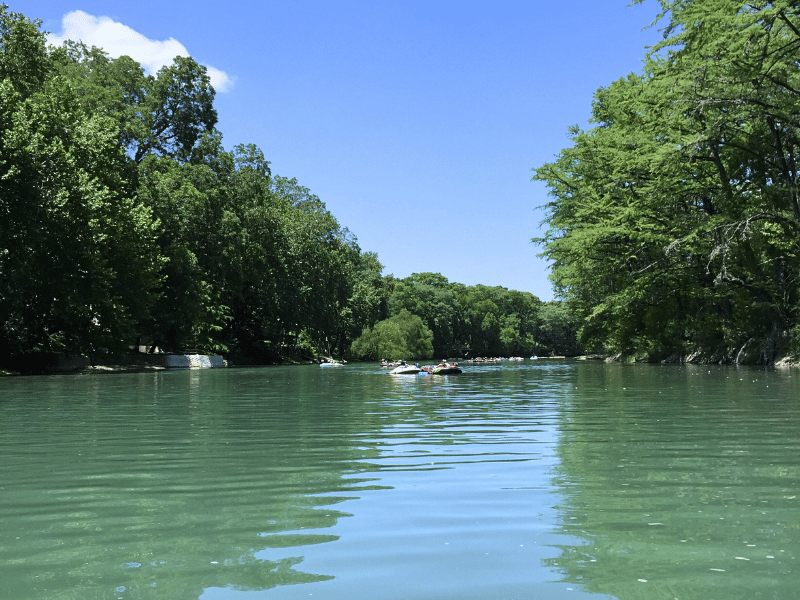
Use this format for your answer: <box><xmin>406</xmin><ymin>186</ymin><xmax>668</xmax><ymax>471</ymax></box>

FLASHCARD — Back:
<box><xmin>47</xmin><ymin>10</ymin><xmax>232</xmax><ymax>92</ymax></box>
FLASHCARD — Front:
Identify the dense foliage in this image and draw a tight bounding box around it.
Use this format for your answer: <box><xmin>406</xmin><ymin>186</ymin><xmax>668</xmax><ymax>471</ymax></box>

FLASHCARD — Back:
<box><xmin>351</xmin><ymin>273</ymin><xmax>579</xmax><ymax>359</ymax></box>
<box><xmin>534</xmin><ymin>0</ymin><xmax>800</xmax><ymax>364</ymax></box>
<box><xmin>0</xmin><ymin>8</ymin><xmax>163</xmax><ymax>359</ymax></box>
<box><xmin>350</xmin><ymin>309</ymin><xmax>434</xmax><ymax>361</ymax></box>
<box><xmin>0</xmin><ymin>6</ymin><xmax>575</xmax><ymax>366</ymax></box>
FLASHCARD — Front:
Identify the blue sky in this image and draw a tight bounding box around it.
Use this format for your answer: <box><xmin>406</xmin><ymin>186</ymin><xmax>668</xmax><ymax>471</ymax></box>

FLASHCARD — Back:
<box><xmin>32</xmin><ymin>1</ymin><xmax>665</xmax><ymax>301</ymax></box>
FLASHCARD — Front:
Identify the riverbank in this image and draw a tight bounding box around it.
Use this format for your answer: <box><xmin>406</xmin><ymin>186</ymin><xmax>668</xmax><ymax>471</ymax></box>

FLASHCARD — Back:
<box><xmin>603</xmin><ymin>349</ymin><xmax>797</xmax><ymax>367</ymax></box>
<box><xmin>1</xmin><ymin>353</ymin><xmax>225</xmax><ymax>375</ymax></box>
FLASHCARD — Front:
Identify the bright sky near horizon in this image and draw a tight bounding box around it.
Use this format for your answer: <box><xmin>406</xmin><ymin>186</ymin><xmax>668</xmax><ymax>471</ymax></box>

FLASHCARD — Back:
<box><xmin>32</xmin><ymin>1</ymin><xmax>665</xmax><ymax>301</ymax></box>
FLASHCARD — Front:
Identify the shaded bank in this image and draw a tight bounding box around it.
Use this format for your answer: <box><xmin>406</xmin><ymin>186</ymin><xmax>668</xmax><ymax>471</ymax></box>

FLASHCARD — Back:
<box><xmin>3</xmin><ymin>353</ymin><xmax>225</xmax><ymax>375</ymax></box>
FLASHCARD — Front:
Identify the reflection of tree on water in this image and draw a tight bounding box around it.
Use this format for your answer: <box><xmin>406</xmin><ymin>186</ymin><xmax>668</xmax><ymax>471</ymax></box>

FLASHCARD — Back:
<box><xmin>0</xmin><ymin>368</ymin><xmax>391</xmax><ymax>600</ymax></box>
<box><xmin>544</xmin><ymin>364</ymin><xmax>800</xmax><ymax>600</ymax></box>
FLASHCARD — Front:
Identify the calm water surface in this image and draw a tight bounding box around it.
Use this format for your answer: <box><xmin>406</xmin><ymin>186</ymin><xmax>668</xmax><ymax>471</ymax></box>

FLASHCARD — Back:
<box><xmin>1</xmin><ymin>361</ymin><xmax>798</xmax><ymax>600</ymax></box>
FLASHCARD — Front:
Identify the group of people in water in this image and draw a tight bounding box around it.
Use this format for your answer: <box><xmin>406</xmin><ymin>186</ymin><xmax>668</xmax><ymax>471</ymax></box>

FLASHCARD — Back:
<box><xmin>464</xmin><ymin>356</ymin><xmax>527</xmax><ymax>363</ymax></box>
<box><xmin>380</xmin><ymin>359</ymin><xmax>459</xmax><ymax>371</ymax></box>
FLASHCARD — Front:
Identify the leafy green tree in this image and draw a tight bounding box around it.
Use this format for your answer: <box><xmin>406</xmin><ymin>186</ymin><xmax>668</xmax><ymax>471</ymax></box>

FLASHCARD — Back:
<box><xmin>138</xmin><ymin>55</ymin><xmax>217</xmax><ymax>163</ymax></box>
<box><xmin>456</xmin><ymin>286</ymin><xmax>507</xmax><ymax>356</ymax></box>
<box><xmin>338</xmin><ymin>251</ymin><xmax>390</xmax><ymax>352</ymax></box>
<box><xmin>350</xmin><ymin>309</ymin><xmax>433</xmax><ymax>360</ymax></box>
<box><xmin>535</xmin><ymin>1</ymin><xmax>800</xmax><ymax>363</ymax></box>
<box><xmin>389</xmin><ymin>274</ymin><xmax>458</xmax><ymax>356</ymax></box>
<box><xmin>51</xmin><ymin>41</ymin><xmax>217</xmax><ymax>164</ymax></box>
<box><xmin>135</xmin><ymin>153</ymin><xmax>231</xmax><ymax>352</ymax></box>
<box><xmin>261</xmin><ymin>174</ymin><xmax>359</xmax><ymax>356</ymax></box>
<box><xmin>0</xmin><ymin>6</ymin><xmax>162</xmax><ymax>359</ymax></box>
<box><xmin>537</xmin><ymin>302</ymin><xmax>581</xmax><ymax>357</ymax></box>
<box><xmin>0</xmin><ymin>5</ymin><xmax>49</xmax><ymax>97</ymax></box>
<box><xmin>140</xmin><ymin>133</ymin><xmax>368</xmax><ymax>360</ymax></box>
<box><xmin>385</xmin><ymin>275</ymin><xmax>546</xmax><ymax>358</ymax></box>
<box><xmin>4</xmin><ymin>4</ymin><xmax>567</xmax><ymax>367</ymax></box>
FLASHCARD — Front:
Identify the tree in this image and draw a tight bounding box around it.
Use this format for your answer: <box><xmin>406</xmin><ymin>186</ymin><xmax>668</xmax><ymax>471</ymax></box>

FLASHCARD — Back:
<box><xmin>0</xmin><ymin>7</ymin><xmax>162</xmax><ymax>359</ymax></box>
<box><xmin>535</xmin><ymin>1</ymin><xmax>800</xmax><ymax>363</ymax></box>
<box><xmin>0</xmin><ymin>5</ymin><xmax>50</xmax><ymax>98</ymax></box>
<box><xmin>135</xmin><ymin>153</ymin><xmax>231</xmax><ymax>352</ymax></box>
<box><xmin>137</xmin><ymin>55</ymin><xmax>217</xmax><ymax>163</ymax></box>
<box><xmin>350</xmin><ymin>309</ymin><xmax>433</xmax><ymax>360</ymax></box>
<box><xmin>51</xmin><ymin>42</ymin><xmax>218</xmax><ymax>164</ymax></box>
<box><xmin>537</xmin><ymin>302</ymin><xmax>581</xmax><ymax>356</ymax></box>
<box><xmin>385</xmin><ymin>274</ymin><xmax>545</xmax><ymax>358</ymax></box>
<box><xmin>338</xmin><ymin>251</ymin><xmax>390</xmax><ymax>352</ymax></box>
<box><xmin>389</xmin><ymin>275</ymin><xmax>458</xmax><ymax>356</ymax></box>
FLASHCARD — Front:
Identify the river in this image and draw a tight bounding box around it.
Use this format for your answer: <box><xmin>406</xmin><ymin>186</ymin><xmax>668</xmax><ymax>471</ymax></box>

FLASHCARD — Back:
<box><xmin>1</xmin><ymin>360</ymin><xmax>798</xmax><ymax>600</ymax></box>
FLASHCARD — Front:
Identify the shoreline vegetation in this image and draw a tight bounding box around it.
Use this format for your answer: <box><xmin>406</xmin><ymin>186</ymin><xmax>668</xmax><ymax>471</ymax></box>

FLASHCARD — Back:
<box><xmin>0</xmin><ymin>6</ymin><xmax>577</xmax><ymax>374</ymax></box>
<box><xmin>4</xmin><ymin>3</ymin><xmax>800</xmax><ymax>374</ymax></box>
<box><xmin>3</xmin><ymin>349</ymin><xmax>795</xmax><ymax>378</ymax></box>
<box><xmin>533</xmin><ymin>1</ymin><xmax>800</xmax><ymax>368</ymax></box>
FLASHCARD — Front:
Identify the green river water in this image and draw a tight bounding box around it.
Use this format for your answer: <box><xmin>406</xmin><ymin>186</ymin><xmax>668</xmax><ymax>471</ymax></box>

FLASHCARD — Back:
<box><xmin>0</xmin><ymin>360</ymin><xmax>798</xmax><ymax>600</ymax></box>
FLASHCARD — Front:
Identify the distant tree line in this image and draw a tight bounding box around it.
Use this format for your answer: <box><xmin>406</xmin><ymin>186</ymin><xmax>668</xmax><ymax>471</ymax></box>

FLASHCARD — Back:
<box><xmin>0</xmin><ymin>6</ymin><xmax>577</xmax><ymax>366</ymax></box>
<box><xmin>350</xmin><ymin>273</ymin><xmax>581</xmax><ymax>360</ymax></box>
<box><xmin>534</xmin><ymin>1</ymin><xmax>800</xmax><ymax>364</ymax></box>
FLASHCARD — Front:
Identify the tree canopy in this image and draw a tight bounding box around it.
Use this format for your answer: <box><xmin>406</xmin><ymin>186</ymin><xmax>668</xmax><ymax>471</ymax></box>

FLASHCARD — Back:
<box><xmin>534</xmin><ymin>0</ymin><xmax>800</xmax><ymax>364</ymax></box>
<box><xmin>350</xmin><ymin>309</ymin><xmax>434</xmax><ymax>361</ymax></box>
<box><xmin>0</xmin><ymin>6</ymin><xmax>162</xmax><ymax>360</ymax></box>
<box><xmin>0</xmin><ymin>5</ymin><xmax>570</xmax><ymax>368</ymax></box>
